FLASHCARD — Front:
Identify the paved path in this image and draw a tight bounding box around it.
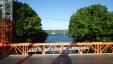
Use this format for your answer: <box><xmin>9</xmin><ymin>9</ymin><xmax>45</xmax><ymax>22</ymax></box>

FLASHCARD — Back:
<box><xmin>0</xmin><ymin>54</ymin><xmax>113</xmax><ymax>64</ymax></box>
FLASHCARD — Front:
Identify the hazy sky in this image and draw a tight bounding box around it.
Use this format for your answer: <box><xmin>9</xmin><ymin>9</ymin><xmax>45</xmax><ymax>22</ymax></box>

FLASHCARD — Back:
<box><xmin>19</xmin><ymin>0</ymin><xmax>113</xmax><ymax>30</ymax></box>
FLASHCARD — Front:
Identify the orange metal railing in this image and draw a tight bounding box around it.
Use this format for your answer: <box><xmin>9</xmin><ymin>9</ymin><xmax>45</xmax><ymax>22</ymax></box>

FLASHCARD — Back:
<box><xmin>0</xmin><ymin>42</ymin><xmax>113</xmax><ymax>55</ymax></box>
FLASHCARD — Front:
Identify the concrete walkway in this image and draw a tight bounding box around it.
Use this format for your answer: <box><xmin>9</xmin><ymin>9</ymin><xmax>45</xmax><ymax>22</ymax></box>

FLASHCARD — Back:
<box><xmin>0</xmin><ymin>53</ymin><xmax>113</xmax><ymax>64</ymax></box>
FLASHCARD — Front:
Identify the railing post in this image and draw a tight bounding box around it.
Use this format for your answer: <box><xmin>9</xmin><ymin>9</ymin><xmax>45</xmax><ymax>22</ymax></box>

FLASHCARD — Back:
<box><xmin>99</xmin><ymin>44</ymin><xmax>102</xmax><ymax>53</ymax></box>
<box><xmin>97</xmin><ymin>44</ymin><xmax>99</xmax><ymax>54</ymax></box>
<box><xmin>43</xmin><ymin>45</ymin><xmax>45</xmax><ymax>54</ymax></box>
<box><xmin>22</xmin><ymin>46</ymin><xmax>25</xmax><ymax>55</ymax></box>
<box><xmin>94</xmin><ymin>45</ymin><xmax>97</xmax><ymax>53</ymax></box>
<box><xmin>61</xmin><ymin>45</ymin><xmax>64</xmax><ymax>54</ymax></box>
<box><xmin>24</xmin><ymin>45</ymin><xmax>28</xmax><ymax>55</ymax></box>
<box><xmin>96</xmin><ymin>44</ymin><xmax>102</xmax><ymax>54</ymax></box>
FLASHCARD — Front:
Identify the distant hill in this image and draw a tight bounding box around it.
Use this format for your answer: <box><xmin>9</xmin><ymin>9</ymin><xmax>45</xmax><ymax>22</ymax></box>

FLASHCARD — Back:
<box><xmin>44</xmin><ymin>30</ymin><xmax>68</xmax><ymax>35</ymax></box>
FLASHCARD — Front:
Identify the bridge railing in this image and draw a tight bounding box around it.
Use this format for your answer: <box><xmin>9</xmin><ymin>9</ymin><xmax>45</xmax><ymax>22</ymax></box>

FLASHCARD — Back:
<box><xmin>0</xmin><ymin>42</ymin><xmax>113</xmax><ymax>55</ymax></box>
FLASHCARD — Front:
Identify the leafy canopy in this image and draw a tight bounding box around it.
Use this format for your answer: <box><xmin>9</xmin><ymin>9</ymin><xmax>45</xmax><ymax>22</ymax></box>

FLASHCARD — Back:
<box><xmin>69</xmin><ymin>4</ymin><xmax>113</xmax><ymax>42</ymax></box>
<box><xmin>13</xmin><ymin>1</ymin><xmax>48</xmax><ymax>43</ymax></box>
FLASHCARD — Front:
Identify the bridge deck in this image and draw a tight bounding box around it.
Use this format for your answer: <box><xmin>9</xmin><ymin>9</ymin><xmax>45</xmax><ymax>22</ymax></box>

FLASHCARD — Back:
<box><xmin>0</xmin><ymin>54</ymin><xmax>113</xmax><ymax>64</ymax></box>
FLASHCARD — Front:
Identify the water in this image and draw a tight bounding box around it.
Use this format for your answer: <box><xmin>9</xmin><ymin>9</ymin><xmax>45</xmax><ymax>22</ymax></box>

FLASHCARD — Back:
<box><xmin>45</xmin><ymin>34</ymin><xmax>74</xmax><ymax>43</ymax></box>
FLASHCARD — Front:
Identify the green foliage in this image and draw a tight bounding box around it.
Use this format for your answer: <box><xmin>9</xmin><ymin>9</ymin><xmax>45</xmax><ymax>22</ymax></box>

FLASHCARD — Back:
<box><xmin>13</xmin><ymin>1</ymin><xmax>48</xmax><ymax>43</ymax></box>
<box><xmin>69</xmin><ymin>4</ymin><xmax>113</xmax><ymax>42</ymax></box>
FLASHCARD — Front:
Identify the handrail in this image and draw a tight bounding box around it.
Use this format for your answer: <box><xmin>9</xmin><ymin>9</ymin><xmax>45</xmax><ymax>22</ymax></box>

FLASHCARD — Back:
<box><xmin>1</xmin><ymin>42</ymin><xmax>113</xmax><ymax>46</ymax></box>
<box><xmin>0</xmin><ymin>42</ymin><xmax>113</xmax><ymax>55</ymax></box>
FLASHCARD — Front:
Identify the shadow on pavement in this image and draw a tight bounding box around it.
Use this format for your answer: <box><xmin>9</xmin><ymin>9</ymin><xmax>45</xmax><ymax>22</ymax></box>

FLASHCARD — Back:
<box><xmin>16</xmin><ymin>54</ymin><xmax>32</xmax><ymax>64</ymax></box>
<box><xmin>0</xmin><ymin>55</ymin><xmax>9</xmax><ymax>60</ymax></box>
<box><xmin>51</xmin><ymin>54</ymin><xmax>72</xmax><ymax>64</ymax></box>
<box><xmin>51</xmin><ymin>43</ymin><xmax>75</xmax><ymax>64</ymax></box>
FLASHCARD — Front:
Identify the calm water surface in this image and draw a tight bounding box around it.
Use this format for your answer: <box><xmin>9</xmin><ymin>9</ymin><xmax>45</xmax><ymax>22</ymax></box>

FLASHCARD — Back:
<box><xmin>45</xmin><ymin>34</ymin><xmax>75</xmax><ymax>43</ymax></box>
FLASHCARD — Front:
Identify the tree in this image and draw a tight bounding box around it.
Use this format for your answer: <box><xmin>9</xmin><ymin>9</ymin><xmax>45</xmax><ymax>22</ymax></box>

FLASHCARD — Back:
<box><xmin>69</xmin><ymin>4</ymin><xmax>113</xmax><ymax>42</ymax></box>
<box><xmin>13</xmin><ymin>1</ymin><xmax>48</xmax><ymax>43</ymax></box>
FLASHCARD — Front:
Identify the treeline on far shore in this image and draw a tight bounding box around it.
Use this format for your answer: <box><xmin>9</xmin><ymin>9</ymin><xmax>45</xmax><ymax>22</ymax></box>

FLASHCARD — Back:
<box><xmin>44</xmin><ymin>30</ymin><xmax>68</xmax><ymax>34</ymax></box>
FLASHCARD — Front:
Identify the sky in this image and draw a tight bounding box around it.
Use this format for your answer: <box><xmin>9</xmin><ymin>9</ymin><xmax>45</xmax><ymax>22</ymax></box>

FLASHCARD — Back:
<box><xmin>18</xmin><ymin>0</ymin><xmax>113</xmax><ymax>30</ymax></box>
